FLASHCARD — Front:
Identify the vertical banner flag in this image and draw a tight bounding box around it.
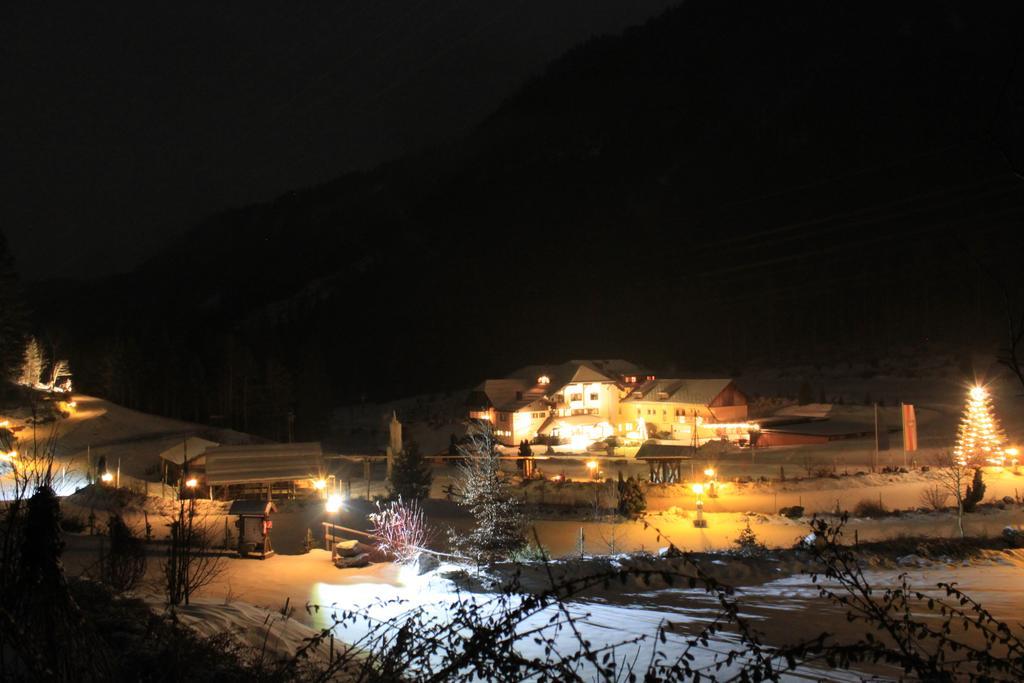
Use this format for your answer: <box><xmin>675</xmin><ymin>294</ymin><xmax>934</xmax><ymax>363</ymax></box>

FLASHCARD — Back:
<box><xmin>901</xmin><ymin>403</ymin><xmax>918</xmax><ymax>452</ymax></box>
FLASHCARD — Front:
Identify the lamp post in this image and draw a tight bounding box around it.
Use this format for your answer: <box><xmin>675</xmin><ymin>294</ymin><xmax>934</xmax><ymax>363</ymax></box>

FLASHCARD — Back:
<box><xmin>692</xmin><ymin>483</ymin><xmax>707</xmax><ymax>528</ymax></box>
<box><xmin>586</xmin><ymin>459</ymin><xmax>599</xmax><ymax>480</ymax></box>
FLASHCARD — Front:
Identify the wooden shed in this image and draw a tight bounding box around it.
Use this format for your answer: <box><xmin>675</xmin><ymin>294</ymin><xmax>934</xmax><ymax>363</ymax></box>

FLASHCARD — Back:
<box><xmin>229</xmin><ymin>499</ymin><xmax>277</xmax><ymax>559</ymax></box>
<box><xmin>205</xmin><ymin>442</ymin><xmax>326</xmax><ymax>499</ymax></box>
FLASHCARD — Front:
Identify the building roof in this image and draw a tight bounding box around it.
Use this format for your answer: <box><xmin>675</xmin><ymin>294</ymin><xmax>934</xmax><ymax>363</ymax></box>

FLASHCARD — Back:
<box><xmin>468</xmin><ymin>379</ymin><xmax>548</xmax><ymax>412</ymax></box>
<box><xmin>228</xmin><ymin>500</ymin><xmax>278</xmax><ymax>516</ymax></box>
<box><xmin>623</xmin><ymin>378</ymin><xmax>734</xmax><ymax>406</ymax></box>
<box><xmin>635</xmin><ymin>442</ymin><xmax>696</xmax><ymax>460</ymax></box>
<box><xmin>569</xmin><ymin>359</ymin><xmax>644</xmax><ymax>377</ymax></box>
<box><xmin>158</xmin><ymin>436</ymin><xmax>220</xmax><ymax>465</ymax></box>
<box><xmin>505</xmin><ymin>359</ymin><xmax>636</xmax><ymax>391</ymax></box>
<box><xmin>204</xmin><ymin>442</ymin><xmax>325</xmax><ymax>485</ymax></box>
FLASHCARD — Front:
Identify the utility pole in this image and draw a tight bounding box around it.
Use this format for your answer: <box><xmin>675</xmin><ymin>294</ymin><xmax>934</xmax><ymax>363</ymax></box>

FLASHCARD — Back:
<box><xmin>872</xmin><ymin>403</ymin><xmax>879</xmax><ymax>473</ymax></box>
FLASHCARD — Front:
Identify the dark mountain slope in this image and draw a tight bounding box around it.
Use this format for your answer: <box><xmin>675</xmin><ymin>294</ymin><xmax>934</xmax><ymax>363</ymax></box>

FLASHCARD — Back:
<box><xmin>35</xmin><ymin>0</ymin><xmax>1024</xmax><ymax>439</ymax></box>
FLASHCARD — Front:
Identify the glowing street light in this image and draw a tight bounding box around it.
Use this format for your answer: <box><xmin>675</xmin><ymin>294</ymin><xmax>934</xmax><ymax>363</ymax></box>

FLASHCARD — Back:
<box><xmin>1008</xmin><ymin>447</ymin><xmax>1020</xmax><ymax>471</ymax></box>
<box><xmin>704</xmin><ymin>466</ymin><xmax>719</xmax><ymax>498</ymax></box>
<box><xmin>325</xmin><ymin>494</ymin><xmax>343</xmax><ymax>514</ymax></box>
<box><xmin>692</xmin><ymin>483</ymin><xmax>707</xmax><ymax>528</ymax></box>
<box><xmin>185</xmin><ymin>477</ymin><xmax>198</xmax><ymax>489</ymax></box>
<box><xmin>100</xmin><ymin>471</ymin><xmax>113</xmax><ymax>483</ymax></box>
<box><xmin>586</xmin><ymin>460</ymin><xmax>599</xmax><ymax>479</ymax></box>
<box><xmin>313</xmin><ymin>478</ymin><xmax>327</xmax><ymax>490</ymax></box>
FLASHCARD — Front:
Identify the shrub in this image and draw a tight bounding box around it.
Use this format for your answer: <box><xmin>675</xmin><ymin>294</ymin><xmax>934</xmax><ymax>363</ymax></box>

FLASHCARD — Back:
<box><xmin>779</xmin><ymin>505</ymin><xmax>804</xmax><ymax>519</ymax></box>
<box><xmin>919</xmin><ymin>485</ymin><xmax>949</xmax><ymax>511</ymax></box>
<box><xmin>369</xmin><ymin>497</ymin><xmax>435</xmax><ymax>563</ymax></box>
<box><xmin>853</xmin><ymin>498</ymin><xmax>887</xmax><ymax>518</ymax></box>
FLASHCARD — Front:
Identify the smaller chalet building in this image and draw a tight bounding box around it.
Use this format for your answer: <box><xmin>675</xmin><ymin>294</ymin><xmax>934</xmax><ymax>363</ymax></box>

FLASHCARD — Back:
<box><xmin>618</xmin><ymin>378</ymin><xmax>749</xmax><ymax>443</ymax></box>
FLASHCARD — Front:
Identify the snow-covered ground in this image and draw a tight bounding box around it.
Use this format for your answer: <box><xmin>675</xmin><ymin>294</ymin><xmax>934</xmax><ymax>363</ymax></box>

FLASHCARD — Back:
<box><xmin>1</xmin><ymin>394</ymin><xmax>257</xmax><ymax>497</ymax></box>
<box><xmin>152</xmin><ymin>549</ymin><xmax>1024</xmax><ymax>681</ymax></box>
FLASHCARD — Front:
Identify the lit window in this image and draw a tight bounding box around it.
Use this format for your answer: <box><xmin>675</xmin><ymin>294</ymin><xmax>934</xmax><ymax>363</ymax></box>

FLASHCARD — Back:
<box><xmin>589</xmin><ymin>393</ymin><xmax>599</xmax><ymax>401</ymax></box>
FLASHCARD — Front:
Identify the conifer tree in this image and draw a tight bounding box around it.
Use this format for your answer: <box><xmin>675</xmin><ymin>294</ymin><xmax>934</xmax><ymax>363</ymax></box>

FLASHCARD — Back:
<box><xmin>18</xmin><ymin>336</ymin><xmax>45</xmax><ymax>387</ymax></box>
<box><xmin>953</xmin><ymin>386</ymin><xmax>1006</xmax><ymax>466</ymax></box>
<box><xmin>963</xmin><ymin>468</ymin><xmax>986</xmax><ymax>513</ymax></box>
<box><xmin>389</xmin><ymin>441</ymin><xmax>433</xmax><ymax>501</ymax></box>
<box><xmin>616</xmin><ymin>471</ymin><xmax>646</xmax><ymax>518</ymax></box>
<box><xmin>452</xmin><ymin>423</ymin><xmax>526</xmax><ymax>562</ymax></box>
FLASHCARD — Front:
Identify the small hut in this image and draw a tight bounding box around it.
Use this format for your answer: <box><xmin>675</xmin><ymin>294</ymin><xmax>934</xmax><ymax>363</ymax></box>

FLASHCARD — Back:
<box><xmin>635</xmin><ymin>442</ymin><xmax>694</xmax><ymax>484</ymax></box>
<box><xmin>229</xmin><ymin>499</ymin><xmax>277</xmax><ymax>559</ymax></box>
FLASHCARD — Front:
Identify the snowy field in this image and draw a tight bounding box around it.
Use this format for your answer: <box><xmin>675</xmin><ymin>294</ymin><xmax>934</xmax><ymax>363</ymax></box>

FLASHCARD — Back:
<box><xmin>58</xmin><ymin>532</ymin><xmax>1024</xmax><ymax>681</ymax></box>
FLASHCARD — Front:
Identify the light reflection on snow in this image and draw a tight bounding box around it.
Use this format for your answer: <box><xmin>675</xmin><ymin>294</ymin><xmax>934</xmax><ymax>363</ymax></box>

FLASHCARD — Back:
<box><xmin>307</xmin><ymin>569</ymin><xmax>865</xmax><ymax>681</ymax></box>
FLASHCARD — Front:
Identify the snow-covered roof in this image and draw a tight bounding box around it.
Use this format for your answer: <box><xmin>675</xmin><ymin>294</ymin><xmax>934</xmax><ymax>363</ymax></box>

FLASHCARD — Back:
<box><xmin>505</xmin><ymin>359</ymin><xmax>635</xmax><ymax>391</ymax></box>
<box><xmin>158</xmin><ymin>436</ymin><xmax>220</xmax><ymax>465</ymax></box>
<box><xmin>204</xmin><ymin>442</ymin><xmax>325</xmax><ymax>485</ymax></box>
<box><xmin>635</xmin><ymin>442</ymin><xmax>695</xmax><ymax>460</ymax></box>
<box><xmin>468</xmin><ymin>379</ymin><xmax>548</xmax><ymax>412</ymax></box>
<box><xmin>624</xmin><ymin>379</ymin><xmax>735</xmax><ymax>406</ymax></box>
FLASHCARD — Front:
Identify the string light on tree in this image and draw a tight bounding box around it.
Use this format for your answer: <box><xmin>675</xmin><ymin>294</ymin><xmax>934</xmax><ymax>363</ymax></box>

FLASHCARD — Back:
<box><xmin>953</xmin><ymin>385</ymin><xmax>1006</xmax><ymax>467</ymax></box>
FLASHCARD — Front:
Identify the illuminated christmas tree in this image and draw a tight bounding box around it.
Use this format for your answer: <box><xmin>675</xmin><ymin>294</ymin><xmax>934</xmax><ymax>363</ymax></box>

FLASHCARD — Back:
<box><xmin>953</xmin><ymin>386</ymin><xmax>1006</xmax><ymax>466</ymax></box>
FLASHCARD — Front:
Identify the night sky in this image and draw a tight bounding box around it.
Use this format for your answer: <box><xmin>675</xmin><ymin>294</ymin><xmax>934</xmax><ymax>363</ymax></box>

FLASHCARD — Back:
<box><xmin>1</xmin><ymin>1</ymin><xmax>673</xmax><ymax>280</ymax></box>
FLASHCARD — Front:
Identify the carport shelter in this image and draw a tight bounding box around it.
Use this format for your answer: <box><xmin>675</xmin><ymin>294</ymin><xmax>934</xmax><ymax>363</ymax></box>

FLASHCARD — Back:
<box><xmin>204</xmin><ymin>442</ymin><xmax>326</xmax><ymax>499</ymax></box>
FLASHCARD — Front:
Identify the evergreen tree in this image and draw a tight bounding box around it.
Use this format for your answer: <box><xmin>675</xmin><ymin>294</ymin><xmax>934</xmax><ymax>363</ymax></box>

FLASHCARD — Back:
<box><xmin>616</xmin><ymin>471</ymin><xmax>646</xmax><ymax>518</ymax></box>
<box><xmin>18</xmin><ymin>336</ymin><xmax>45</xmax><ymax>387</ymax></box>
<box><xmin>953</xmin><ymin>386</ymin><xmax>1006</xmax><ymax>467</ymax></box>
<box><xmin>963</xmin><ymin>468</ymin><xmax>986</xmax><ymax>513</ymax></box>
<box><xmin>0</xmin><ymin>231</ymin><xmax>28</xmax><ymax>385</ymax></box>
<box><xmin>389</xmin><ymin>441</ymin><xmax>433</xmax><ymax>501</ymax></box>
<box><xmin>733</xmin><ymin>522</ymin><xmax>767</xmax><ymax>557</ymax></box>
<box><xmin>452</xmin><ymin>424</ymin><xmax>526</xmax><ymax>562</ymax></box>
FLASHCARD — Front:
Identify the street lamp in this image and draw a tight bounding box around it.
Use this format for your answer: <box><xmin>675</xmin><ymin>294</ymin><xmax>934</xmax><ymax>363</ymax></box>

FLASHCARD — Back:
<box><xmin>692</xmin><ymin>483</ymin><xmax>707</xmax><ymax>528</ymax></box>
<box><xmin>100</xmin><ymin>471</ymin><xmax>113</xmax><ymax>483</ymax></box>
<box><xmin>185</xmin><ymin>477</ymin><xmax>198</xmax><ymax>489</ymax></box>
<box><xmin>586</xmin><ymin>460</ymin><xmax>599</xmax><ymax>480</ymax></box>
<box><xmin>325</xmin><ymin>494</ymin><xmax>343</xmax><ymax>514</ymax></box>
